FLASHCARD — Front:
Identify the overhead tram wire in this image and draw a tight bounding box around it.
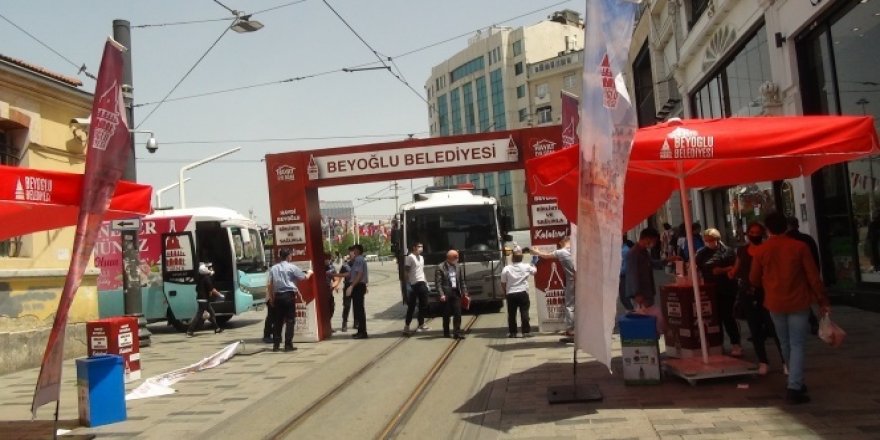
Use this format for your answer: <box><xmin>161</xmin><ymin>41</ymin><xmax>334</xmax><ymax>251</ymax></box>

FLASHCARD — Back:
<box><xmin>321</xmin><ymin>0</ymin><xmax>428</xmax><ymax>105</ymax></box>
<box><xmin>131</xmin><ymin>0</ymin><xmax>575</xmax><ymax>108</ymax></box>
<box><xmin>158</xmin><ymin>131</ymin><xmax>428</xmax><ymax>145</ymax></box>
<box><xmin>135</xmin><ymin>24</ymin><xmax>232</xmax><ymax>129</ymax></box>
<box><xmin>0</xmin><ymin>12</ymin><xmax>96</xmax><ymax>80</ymax></box>
<box><xmin>133</xmin><ymin>0</ymin><xmax>307</xmax><ymax>28</ymax></box>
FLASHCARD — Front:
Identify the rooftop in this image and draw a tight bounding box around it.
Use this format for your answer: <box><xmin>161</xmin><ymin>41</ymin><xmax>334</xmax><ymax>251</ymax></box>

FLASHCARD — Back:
<box><xmin>0</xmin><ymin>53</ymin><xmax>83</xmax><ymax>87</ymax></box>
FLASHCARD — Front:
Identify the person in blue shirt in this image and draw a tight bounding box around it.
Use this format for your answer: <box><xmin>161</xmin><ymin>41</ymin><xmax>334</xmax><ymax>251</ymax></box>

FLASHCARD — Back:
<box><xmin>346</xmin><ymin>244</ymin><xmax>370</xmax><ymax>339</ymax></box>
<box><xmin>267</xmin><ymin>248</ymin><xmax>313</xmax><ymax>352</ymax></box>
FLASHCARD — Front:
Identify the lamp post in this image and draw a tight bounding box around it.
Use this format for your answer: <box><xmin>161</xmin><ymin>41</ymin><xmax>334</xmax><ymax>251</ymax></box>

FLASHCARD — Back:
<box><xmin>155</xmin><ymin>178</ymin><xmax>191</xmax><ymax>208</ymax></box>
<box><xmin>179</xmin><ymin>148</ymin><xmax>240</xmax><ymax>208</ymax></box>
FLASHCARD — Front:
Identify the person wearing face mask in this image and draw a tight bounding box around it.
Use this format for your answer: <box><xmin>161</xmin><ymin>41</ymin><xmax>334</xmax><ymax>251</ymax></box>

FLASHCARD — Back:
<box><xmin>187</xmin><ymin>262</ymin><xmax>224</xmax><ymax>337</ymax></box>
<box><xmin>728</xmin><ymin>222</ymin><xmax>783</xmax><ymax>376</ymax></box>
<box><xmin>695</xmin><ymin>228</ymin><xmax>741</xmax><ymax>357</ymax></box>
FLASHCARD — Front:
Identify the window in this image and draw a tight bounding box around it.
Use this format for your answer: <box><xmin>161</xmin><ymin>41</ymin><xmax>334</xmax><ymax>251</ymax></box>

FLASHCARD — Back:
<box><xmin>537</xmin><ymin>106</ymin><xmax>552</xmax><ymax>124</ymax></box>
<box><xmin>798</xmin><ymin>0</ymin><xmax>880</xmax><ymax>286</ymax></box>
<box><xmin>450</xmin><ymin>88</ymin><xmax>463</xmax><ymax>135</ymax></box>
<box><xmin>470</xmin><ymin>174</ymin><xmax>481</xmax><ymax>188</ymax></box>
<box><xmin>484</xmin><ymin>173</ymin><xmax>496</xmax><ymax>196</ymax></box>
<box><xmin>437</xmin><ymin>94</ymin><xmax>449</xmax><ymax>136</ymax></box>
<box><xmin>514</xmin><ymin>62</ymin><xmax>524</xmax><ymax>76</ymax></box>
<box><xmin>518</xmin><ymin>108</ymin><xmax>529</xmax><ymax>122</ymax></box>
<box><xmin>450</xmin><ymin>57</ymin><xmax>485</xmax><ymax>83</ymax></box>
<box><xmin>632</xmin><ymin>43</ymin><xmax>656</xmax><ymax>127</ymax></box>
<box><xmin>462</xmin><ymin>82</ymin><xmax>476</xmax><ymax>134</ymax></box>
<box><xmin>1</xmin><ymin>131</ymin><xmax>22</xmax><ymax>257</ymax></box>
<box><xmin>536</xmin><ymin>83</ymin><xmax>549</xmax><ymax>99</ymax></box>
<box><xmin>489</xmin><ymin>69</ymin><xmax>506</xmax><ymax>130</ymax></box>
<box><xmin>688</xmin><ymin>0</ymin><xmax>710</xmax><ymax>28</ymax></box>
<box><xmin>498</xmin><ymin>171</ymin><xmax>512</xmax><ymax>218</ymax></box>
<box><xmin>563</xmin><ymin>74</ymin><xmax>577</xmax><ymax>91</ymax></box>
<box><xmin>475</xmin><ymin>77</ymin><xmax>490</xmax><ymax>132</ymax></box>
<box><xmin>512</xmin><ymin>40</ymin><xmax>523</xmax><ymax>57</ymax></box>
<box><xmin>0</xmin><ymin>131</ymin><xmax>17</xmax><ymax>166</ymax></box>
<box><xmin>516</xmin><ymin>85</ymin><xmax>526</xmax><ymax>99</ymax></box>
<box><xmin>488</xmin><ymin>47</ymin><xmax>501</xmax><ymax>65</ymax></box>
<box><xmin>691</xmin><ymin>24</ymin><xmax>771</xmax><ymax>118</ymax></box>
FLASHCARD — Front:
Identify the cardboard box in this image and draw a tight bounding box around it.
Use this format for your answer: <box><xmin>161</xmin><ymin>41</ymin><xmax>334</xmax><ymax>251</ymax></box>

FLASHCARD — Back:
<box><xmin>661</xmin><ymin>285</ymin><xmax>722</xmax><ymax>358</ymax></box>
<box><xmin>86</xmin><ymin>317</ymin><xmax>141</xmax><ymax>382</ymax></box>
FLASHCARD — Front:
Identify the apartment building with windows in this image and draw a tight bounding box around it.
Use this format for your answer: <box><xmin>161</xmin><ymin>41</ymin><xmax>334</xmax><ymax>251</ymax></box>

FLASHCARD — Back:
<box><xmin>425</xmin><ymin>10</ymin><xmax>584</xmax><ymax>230</ymax></box>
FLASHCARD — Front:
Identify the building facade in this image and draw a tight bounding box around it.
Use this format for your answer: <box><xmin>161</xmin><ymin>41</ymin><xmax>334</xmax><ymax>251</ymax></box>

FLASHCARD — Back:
<box><xmin>425</xmin><ymin>10</ymin><xmax>584</xmax><ymax>230</ymax></box>
<box><xmin>0</xmin><ymin>54</ymin><xmax>96</xmax><ymax>373</ymax></box>
<box><xmin>631</xmin><ymin>0</ymin><xmax>879</xmax><ymax>307</ymax></box>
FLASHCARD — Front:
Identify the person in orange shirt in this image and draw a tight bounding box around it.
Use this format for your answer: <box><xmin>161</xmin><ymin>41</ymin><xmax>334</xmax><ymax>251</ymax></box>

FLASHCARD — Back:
<box><xmin>750</xmin><ymin>212</ymin><xmax>831</xmax><ymax>404</ymax></box>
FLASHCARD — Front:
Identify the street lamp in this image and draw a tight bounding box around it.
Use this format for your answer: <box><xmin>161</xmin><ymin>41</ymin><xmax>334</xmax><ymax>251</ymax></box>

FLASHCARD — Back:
<box><xmin>155</xmin><ymin>178</ymin><xmax>191</xmax><ymax>208</ymax></box>
<box><xmin>231</xmin><ymin>14</ymin><xmax>264</xmax><ymax>33</ymax></box>
<box><xmin>178</xmin><ymin>147</ymin><xmax>240</xmax><ymax>208</ymax></box>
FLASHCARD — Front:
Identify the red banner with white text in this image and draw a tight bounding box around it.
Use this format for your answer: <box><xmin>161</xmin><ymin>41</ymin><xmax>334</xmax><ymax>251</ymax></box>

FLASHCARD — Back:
<box><xmin>32</xmin><ymin>38</ymin><xmax>132</xmax><ymax>416</ymax></box>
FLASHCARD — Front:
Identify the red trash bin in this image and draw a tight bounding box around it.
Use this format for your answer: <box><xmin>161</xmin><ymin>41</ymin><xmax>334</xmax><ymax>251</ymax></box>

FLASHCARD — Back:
<box><xmin>86</xmin><ymin>317</ymin><xmax>141</xmax><ymax>382</ymax></box>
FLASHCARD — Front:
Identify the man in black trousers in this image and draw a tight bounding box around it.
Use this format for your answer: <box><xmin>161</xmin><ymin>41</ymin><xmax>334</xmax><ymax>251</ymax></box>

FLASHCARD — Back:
<box><xmin>435</xmin><ymin>249</ymin><xmax>468</xmax><ymax>339</ymax></box>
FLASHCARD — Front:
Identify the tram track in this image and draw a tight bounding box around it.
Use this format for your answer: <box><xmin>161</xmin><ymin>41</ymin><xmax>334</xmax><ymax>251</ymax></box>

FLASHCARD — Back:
<box><xmin>267</xmin><ymin>314</ymin><xmax>480</xmax><ymax>440</ymax></box>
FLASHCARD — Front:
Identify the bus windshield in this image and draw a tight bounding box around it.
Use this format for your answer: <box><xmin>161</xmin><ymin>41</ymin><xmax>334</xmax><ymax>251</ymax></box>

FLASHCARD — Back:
<box><xmin>405</xmin><ymin>205</ymin><xmax>499</xmax><ymax>263</ymax></box>
<box><xmin>231</xmin><ymin>227</ymin><xmax>267</xmax><ymax>273</ymax></box>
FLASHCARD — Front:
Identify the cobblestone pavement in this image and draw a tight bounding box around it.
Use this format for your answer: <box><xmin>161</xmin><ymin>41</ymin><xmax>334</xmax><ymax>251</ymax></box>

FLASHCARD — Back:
<box><xmin>1</xmin><ymin>265</ymin><xmax>878</xmax><ymax>439</ymax></box>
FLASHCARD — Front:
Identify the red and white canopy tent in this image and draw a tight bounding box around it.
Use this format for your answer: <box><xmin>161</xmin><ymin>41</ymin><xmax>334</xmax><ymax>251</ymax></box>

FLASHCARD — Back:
<box><xmin>0</xmin><ymin>164</ymin><xmax>152</xmax><ymax>241</ymax></box>
<box><xmin>528</xmin><ymin>115</ymin><xmax>879</xmax><ymax>364</ymax></box>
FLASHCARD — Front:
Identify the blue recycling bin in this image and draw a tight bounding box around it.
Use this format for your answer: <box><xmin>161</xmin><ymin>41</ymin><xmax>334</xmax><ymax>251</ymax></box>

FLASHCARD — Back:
<box><xmin>619</xmin><ymin>314</ymin><xmax>661</xmax><ymax>385</ymax></box>
<box><xmin>76</xmin><ymin>354</ymin><xmax>127</xmax><ymax>427</ymax></box>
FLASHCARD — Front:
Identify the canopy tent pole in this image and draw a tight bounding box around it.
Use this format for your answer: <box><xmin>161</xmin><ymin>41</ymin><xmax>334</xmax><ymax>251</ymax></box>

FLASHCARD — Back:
<box><xmin>678</xmin><ymin>175</ymin><xmax>710</xmax><ymax>364</ymax></box>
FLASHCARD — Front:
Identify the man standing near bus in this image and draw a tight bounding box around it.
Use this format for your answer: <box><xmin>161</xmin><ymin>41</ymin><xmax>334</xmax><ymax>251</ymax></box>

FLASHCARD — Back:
<box><xmin>403</xmin><ymin>242</ymin><xmax>430</xmax><ymax>336</ymax></box>
<box><xmin>347</xmin><ymin>244</ymin><xmax>370</xmax><ymax>339</ymax></box>
<box><xmin>268</xmin><ymin>249</ymin><xmax>313</xmax><ymax>352</ymax></box>
<box><xmin>435</xmin><ymin>249</ymin><xmax>468</xmax><ymax>339</ymax></box>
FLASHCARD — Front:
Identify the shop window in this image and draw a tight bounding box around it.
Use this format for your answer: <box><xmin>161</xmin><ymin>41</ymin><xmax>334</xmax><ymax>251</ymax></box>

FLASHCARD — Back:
<box><xmin>798</xmin><ymin>0</ymin><xmax>880</xmax><ymax>286</ymax></box>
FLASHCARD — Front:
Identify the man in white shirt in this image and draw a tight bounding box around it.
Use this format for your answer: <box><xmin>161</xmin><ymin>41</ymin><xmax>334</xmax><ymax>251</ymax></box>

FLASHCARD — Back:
<box><xmin>501</xmin><ymin>246</ymin><xmax>537</xmax><ymax>338</ymax></box>
<box><xmin>403</xmin><ymin>242</ymin><xmax>431</xmax><ymax>335</ymax></box>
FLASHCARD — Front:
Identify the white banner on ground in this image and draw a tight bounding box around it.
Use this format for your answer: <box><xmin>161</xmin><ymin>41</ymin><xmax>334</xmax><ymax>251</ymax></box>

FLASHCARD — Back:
<box><xmin>126</xmin><ymin>341</ymin><xmax>241</xmax><ymax>400</ymax></box>
<box><xmin>575</xmin><ymin>0</ymin><xmax>639</xmax><ymax>370</ymax></box>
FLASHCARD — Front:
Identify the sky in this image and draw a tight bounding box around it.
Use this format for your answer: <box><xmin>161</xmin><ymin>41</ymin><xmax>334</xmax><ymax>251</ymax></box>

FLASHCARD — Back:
<box><xmin>0</xmin><ymin>0</ymin><xmax>584</xmax><ymax>225</ymax></box>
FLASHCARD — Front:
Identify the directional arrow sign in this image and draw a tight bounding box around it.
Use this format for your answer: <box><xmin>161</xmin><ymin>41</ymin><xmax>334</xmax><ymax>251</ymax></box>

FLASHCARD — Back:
<box><xmin>111</xmin><ymin>218</ymin><xmax>141</xmax><ymax>231</ymax></box>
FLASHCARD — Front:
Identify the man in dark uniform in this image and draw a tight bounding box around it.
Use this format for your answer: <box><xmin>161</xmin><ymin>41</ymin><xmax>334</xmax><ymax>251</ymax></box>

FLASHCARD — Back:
<box><xmin>187</xmin><ymin>262</ymin><xmax>223</xmax><ymax>337</ymax></box>
<box><xmin>435</xmin><ymin>249</ymin><xmax>468</xmax><ymax>339</ymax></box>
<box><xmin>347</xmin><ymin>244</ymin><xmax>369</xmax><ymax>339</ymax></box>
<box><xmin>268</xmin><ymin>249</ymin><xmax>313</xmax><ymax>352</ymax></box>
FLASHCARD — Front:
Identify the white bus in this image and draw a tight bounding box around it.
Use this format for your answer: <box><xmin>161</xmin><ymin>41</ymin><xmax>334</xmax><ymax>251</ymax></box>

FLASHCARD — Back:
<box><xmin>391</xmin><ymin>186</ymin><xmax>511</xmax><ymax>309</ymax></box>
<box><xmin>95</xmin><ymin>207</ymin><xmax>268</xmax><ymax>331</ymax></box>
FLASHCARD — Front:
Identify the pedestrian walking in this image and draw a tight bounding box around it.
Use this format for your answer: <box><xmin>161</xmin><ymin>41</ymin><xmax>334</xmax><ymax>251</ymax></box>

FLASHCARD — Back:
<box><xmin>347</xmin><ymin>244</ymin><xmax>370</xmax><ymax>339</ymax></box>
<box><xmin>750</xmin><ymin>212</ymin><xmax>831</xmax><ymax>404</ymax></box>
<box><xmin>403</xmin><ymin>242</ymin><xmax>430</xmax><ymax>336</ymax></box>
<box><xmin>532</xmin><ymin>237</ymin><xmax>576</xmax><ymax>338</ymax></box>
<box><xmin>187</xmin><ymin>262</ymin><xmax>224</xmax><ymax>337</ymax></box>
<box><xmin>435</xmin><ymin>249</ymin><xmax>468</xmax><ymax>339</ymax></box>
<box><xmin>728</xmin><ymin>221</ymin><xmax>784</xmax><ymax>376</ymax></box>
<box><xmin>501</xmin><ymin>246</ymin><xmax>536</xmax><ymax>338</ymax></box>
<box><xmin>786</xmin><ymin>216</ymin><xmax>822</xmax><ymax>334</ymax></box>
<box><xmin>324</xmin><ymin>253</ymin><xmax>339</xmax><ymax>326</ymax></box>
<box><xmin>267</xmin><ymin>249</ymin><xmax>313</xmax><ymax>352</ymax></box>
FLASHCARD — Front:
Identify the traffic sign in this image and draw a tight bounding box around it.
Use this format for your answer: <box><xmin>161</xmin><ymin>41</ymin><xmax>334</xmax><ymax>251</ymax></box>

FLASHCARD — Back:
<box><xmin>111</xmin><ymin>219</ymin><xmax>140</xmax><ymax>231</ymax></box>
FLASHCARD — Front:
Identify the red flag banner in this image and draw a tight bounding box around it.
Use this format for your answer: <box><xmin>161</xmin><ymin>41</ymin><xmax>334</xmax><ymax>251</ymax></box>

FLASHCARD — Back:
<box><xmin>32</xmin><ymin>38</ymin><xmax>131</xmax><ymax>416</ymax></box>
<box><xmin>561</xmin><ymin>90</ymin><xmax>580</xmax><ymax>148</ymax></box>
